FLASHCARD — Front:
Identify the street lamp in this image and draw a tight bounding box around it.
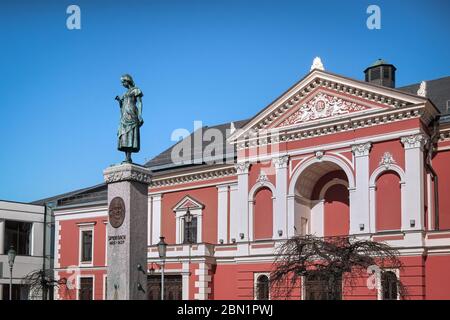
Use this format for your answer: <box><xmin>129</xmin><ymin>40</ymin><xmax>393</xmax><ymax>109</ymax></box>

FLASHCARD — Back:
<box><xmin>157</xmin><ymin>236</ymin><xmax>167</xmax><ymax>300</ymax></box>
<box><xmin>184</xmin><ymin>208</ymin><xmax>193</xmax><ymax>244</ymax></box>
<box><xmin>7</xmin><ymin>245</ymin><xmax>16</xmax><ymax>300</ymax></box>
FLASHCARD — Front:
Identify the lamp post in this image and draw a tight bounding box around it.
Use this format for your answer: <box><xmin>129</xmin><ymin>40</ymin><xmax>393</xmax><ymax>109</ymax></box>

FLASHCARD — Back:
<box><xmin>157</xmin><ymin>236</ymin><xmax>167</xmax><ymax>300</ymax></box>
<box><xmin>184</xmin><ymin>208</ymin><xmax>193</xmax><ymax>244</ymax></box>
<box><xmin>7</xmin><ymin>245</ymin><xmax>16</xmax><ymax>300</ymax></box>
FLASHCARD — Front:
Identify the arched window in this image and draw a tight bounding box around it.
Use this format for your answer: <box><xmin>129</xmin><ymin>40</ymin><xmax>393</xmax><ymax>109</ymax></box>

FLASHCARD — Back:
<box><xmin>381</xmin><ymin>271</ymin><xmax>398</xmax><ymax>300</ymax></box>
<box><xmin>253</xmin><ymin>187</ymin><xmax>273</xmax><ymax>240</ymax></box>
<box><xmin>376</xmin><ymin>171</ymin><xmax>402</xmax><ymax>231</ymax></box>
<box><xmin>255</xmin><ymin>275</ymin><xmax>270</xmax><ymax>300</ymax></box>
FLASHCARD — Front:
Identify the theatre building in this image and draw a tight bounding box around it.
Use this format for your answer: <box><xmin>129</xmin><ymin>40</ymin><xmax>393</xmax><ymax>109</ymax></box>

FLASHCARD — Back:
<box><xmin>36</xmin><ymin>59</ymin><xmax>450</xmax><ymax>300</ymax></box>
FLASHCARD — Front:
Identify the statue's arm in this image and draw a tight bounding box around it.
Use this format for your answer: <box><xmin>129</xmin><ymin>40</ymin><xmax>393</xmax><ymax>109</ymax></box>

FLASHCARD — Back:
<box><xmin>137</xmin><ymin>96</ymin><xmax>144</xmax><ymax>125</ymax></box>
<box><xmin>115</xmin><ymin>95</ymin><xmax>123</xmax><ymax>108</ymax></box>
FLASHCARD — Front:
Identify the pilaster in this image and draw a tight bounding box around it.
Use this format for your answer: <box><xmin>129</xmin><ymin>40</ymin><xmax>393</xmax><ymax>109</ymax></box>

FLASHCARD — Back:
<box><xmin>351</xmin><ymin>142</ymin><xmax>371</xmax><ymax>234</ymax></box>
<box><xmin>401</xmin><ymin>134</ymin><xmax>427</xmax><ymax>230</ymax></box>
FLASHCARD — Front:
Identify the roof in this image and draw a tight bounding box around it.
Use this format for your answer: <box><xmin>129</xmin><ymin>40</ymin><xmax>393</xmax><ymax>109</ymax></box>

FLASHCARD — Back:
<box><xmin>397</xmin><ymin>76</ymin><xmax>450</xmax><ymax>117</ymax></box>
<box><xmin>144</xmin><ymin>119</ymin><xmax>250</xmax><ymax>172</ymax></box>
<box><xmin>32</xmin><ymin>183</ymin><xmax>106</xmax><ymax>207</ymax></box>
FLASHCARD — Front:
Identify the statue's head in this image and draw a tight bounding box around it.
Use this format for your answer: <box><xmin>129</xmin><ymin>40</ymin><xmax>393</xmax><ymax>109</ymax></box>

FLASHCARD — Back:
<box><xmin>120</xmin><ymin>74</ymin><xmax>135</xmax><ymax>88</ymax></box>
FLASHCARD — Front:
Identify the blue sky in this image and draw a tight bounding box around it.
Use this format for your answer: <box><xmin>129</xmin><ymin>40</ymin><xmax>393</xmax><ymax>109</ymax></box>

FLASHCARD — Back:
<box><xmin>0</xmin><ymin>0</ymin><xmax>449</xmax><ymax>202</ymax></box>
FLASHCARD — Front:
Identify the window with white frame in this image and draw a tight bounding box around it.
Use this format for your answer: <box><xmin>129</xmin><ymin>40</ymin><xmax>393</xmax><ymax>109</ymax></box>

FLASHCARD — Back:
<box><xmin>172</xmin><ymin>196</ymin><xmax>204</xmax><ymax>244</ymax></box>
<box><xmin>78</xmin><ymin>222</ymin><xmax>95</xmax><ymax>265</ymax></box>
<box><xmin>254</xmin><ymin>273</ymin><xmax>270</xmax><ymax>300</ymax></box>
<box><xmin>183</xmin><ymin>216</ymin><xmax>197</xmax><ymax>244</ymax></box>
<box><xmin>380</xmin><ymin>270</ymin><xmax>400</xmax><ymax>300</ymax></box>
<box><xmin>78</xmin><ymin>276</ymin><xmax>94</xmax><ymax>300</ymax></box>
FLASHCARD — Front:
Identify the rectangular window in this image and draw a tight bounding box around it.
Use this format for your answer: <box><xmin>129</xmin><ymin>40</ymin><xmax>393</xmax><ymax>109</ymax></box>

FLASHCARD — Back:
<box><xmin>304</xmin><ymin>274</ymin><xmax>342</xmax><ymax>300</ymax></box>
<box><xmin>4</xmin><ymin>221</ymin><xmax>32</xmax><ymax>255</ymax></box>
<box><xmin>79</xmin><ymin>277</ymin><xmax>93</xmax><ymax>300</ymax></box>
<box><xmin>183</xmin><ymin>216</ymin><xmax>197</xmax><ymax>244</ymax></box>
<box><xmin>81</xmin><ymin>230</ymin><xmax>93</xmax><ymax>263</ymax></box>
<box><xmin>147</xmin><ymin>275</ymin><xmax>182</xmax><ymax>300</ymax></box>
<box><xmin>2</xmin><ymin>284</ymin><xmax>30</xmax><ymax>300</ymax></box>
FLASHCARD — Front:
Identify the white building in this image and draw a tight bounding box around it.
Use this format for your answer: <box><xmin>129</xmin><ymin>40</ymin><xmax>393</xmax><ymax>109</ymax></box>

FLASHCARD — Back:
<box><xmin>0</xmin><ymin>200</ymin><xmax>53</xmax><ymax>300</ymax></box>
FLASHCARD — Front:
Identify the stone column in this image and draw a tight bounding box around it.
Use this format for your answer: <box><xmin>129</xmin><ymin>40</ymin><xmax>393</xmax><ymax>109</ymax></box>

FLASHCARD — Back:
<box><xmin>401</xmin><ymin>134</ymin><xmax>427</xmax><ymax>231</ymax></box>
<box><xmin>351</xmin><ymin>142</ymin><xmax>371</xmax><ymax>234</ymax></box>
<box><xmin>103</xmin><ymin>163</ymin><xmax>152</xmax><ymax>300</ymax></box>
<box><xmin>235</xmin><ymin>162</ymin><xmax>250</xmax><ymax>242</ymax></box>
<box><xmin>273</xmin><ymin>155</ymin><xmax>289</xmax><ymax>239</ymax></box>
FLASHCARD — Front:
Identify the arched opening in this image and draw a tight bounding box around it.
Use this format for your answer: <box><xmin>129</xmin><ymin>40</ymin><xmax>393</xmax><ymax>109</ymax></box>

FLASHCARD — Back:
<box><xmin>255</xmin><ymin>275</ymin><xmax>270</xmax><ymax>300</ymax></box>
<box><xmin>292</xmin><ymin>160</ymin><xmax>351</xmax><ymax>237</ymax></box>
<box><xmin>253</xmin><ymin>187</ymin><xmax>274</xmax><ymax>240</ymax></box>
<box><xmin>376</xmin><ymin>171</ymin><xmax>401</xmax><ymax>232</ymax></box>
<box><xmin>381</xmin><ymin>271</ymin><xmax>398</xmax><ymax>300</ymax></box>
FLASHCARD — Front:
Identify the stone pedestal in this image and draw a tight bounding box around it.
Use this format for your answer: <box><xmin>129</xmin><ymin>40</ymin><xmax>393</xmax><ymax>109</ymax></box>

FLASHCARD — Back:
<box><xmin>103</xmin><ymin>163</ymin><xmax>151</xmax><ymax>300</ymax></box>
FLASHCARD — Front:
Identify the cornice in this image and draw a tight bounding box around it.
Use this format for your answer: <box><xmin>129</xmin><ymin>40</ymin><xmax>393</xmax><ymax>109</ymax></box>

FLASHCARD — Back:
<box><xmin>238</xmin><ymin>76</ymin><xmax>420</xmax><ymax>138</ymax></box>
<box><xmin>236</xmin><ymin>105</ymin><xmax>425</xmax><ymax>150</ymax></box>
<box><xmin>150</xmin><ymin>166</ymin><xmax>236</xmax><ymax>188</ymax></box>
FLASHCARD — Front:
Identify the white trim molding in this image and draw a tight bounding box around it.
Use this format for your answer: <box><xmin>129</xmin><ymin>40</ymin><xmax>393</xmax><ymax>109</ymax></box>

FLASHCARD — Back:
<box><xmin>254</xmin><ymin>272</ymin><xmax>271</xmax><ymax>300</ymax></box>
<box><xmin>77</xmin><ymin>274</ymin><xmax>95</xmax><ymax>300</ymax></box>
<box><xmin>248</xmin><ymin>177</ymin><xmax>277</xmax><ymax>241</ymax></box>
<box><xmin>78</xmin><ymin>224</ymin><xmax>94</xmax><ymax>267</ymax></box>
<box><xmin>369</xmin><ymin>163</ymin><xmax>406</xmax><ymax>234</ymax></box>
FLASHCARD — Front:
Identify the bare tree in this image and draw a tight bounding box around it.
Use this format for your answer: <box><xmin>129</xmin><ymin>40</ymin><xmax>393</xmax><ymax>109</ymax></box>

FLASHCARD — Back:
<box><xmin>270</xmin><ymin>235</ymin><xmax>405</xmax><ymax>299</ymax></box>
<box><xmin>22</xmin><ymin>269</ymin><xmax>68</xmax><ymax>300</ymax></box>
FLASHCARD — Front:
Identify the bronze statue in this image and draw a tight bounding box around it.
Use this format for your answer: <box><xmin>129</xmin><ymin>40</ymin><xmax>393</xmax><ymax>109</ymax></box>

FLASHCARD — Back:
<box><xmin>115</xmin><ymin>74</ymin><xmax>144</xmax><ymax>163</ymax></box>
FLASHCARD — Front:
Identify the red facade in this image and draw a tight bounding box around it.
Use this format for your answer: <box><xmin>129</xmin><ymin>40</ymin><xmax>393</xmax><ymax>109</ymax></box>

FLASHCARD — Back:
<box><xmin>52</xmin><ymin>64</ymin><xmax>450</xmax><ymax>300</ymax></box>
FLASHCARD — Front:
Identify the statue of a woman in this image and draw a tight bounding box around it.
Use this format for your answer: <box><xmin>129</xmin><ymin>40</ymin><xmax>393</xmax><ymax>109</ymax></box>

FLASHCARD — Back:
<box><xmin>115</xmin><ymin>74</ymin><xmax>144</xmax><ymax>163</ymax></box>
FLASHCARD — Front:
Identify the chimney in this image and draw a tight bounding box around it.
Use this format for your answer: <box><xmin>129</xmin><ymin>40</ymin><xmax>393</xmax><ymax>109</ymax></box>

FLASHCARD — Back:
<box><xmin>364</xmin><ymin>59</ymin><xmax>396</xmax><ymax>88</ymax></box>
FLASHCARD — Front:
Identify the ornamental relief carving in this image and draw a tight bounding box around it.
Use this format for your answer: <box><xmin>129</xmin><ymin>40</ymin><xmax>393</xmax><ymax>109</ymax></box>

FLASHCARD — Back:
<box><xmin>352</xmin><ymin>142</ymin><xmax>372</xmax><ymax>157</ymax></box>
<box><xmin>278</xmin><ymin>92</ymin><xmax>369</xmax><ymax>127</ymax></box>
<box><xmin>273</xmin><ymin>155</ymin><xmax>289</xmax><ymax>169</ymax></box>
<box><xmin>400</xmin><ymin>134</ymin><xmax>428</xmax><ymax>149</ymax></box>
<box><xmin>234</xmin><ymin>162</ymin><xmax>251</xmax><ymax>174</ymax></box>
<box><xmin>379</xmin><ymin>152</ymin><xmax>396</xmax><ymax>169</ymax></box>
<box><xmin>103</xmin><ymin>164</ymin><xmax>152</xmax><ymax>184</ymax></box>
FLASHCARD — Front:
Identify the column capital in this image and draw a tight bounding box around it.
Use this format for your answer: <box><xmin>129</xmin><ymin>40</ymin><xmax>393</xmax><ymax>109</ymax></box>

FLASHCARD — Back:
<box><xmin>234</xmin><ymin>162</ymin><xmax>251</xmax><ymax>174</ymax></box>
<box><xmin>216</xmin><ymin>184</ymin><xmax>229</xmax><ymax>192</ymax></box>
<box><xmin>272</xmin><ymin>155</ymin><xmax>289</xmax><ymax>169</ymax></box>
<box><xmin>400</xmin><ymin>134</ymin><xmax>428</xmax><ymax>150</ymax></box>
<box><xmin>103</xmin><ymin>163</ymin><xmax>152</xmax><ymax>184</ymax></box>
<box><xmin>351</xmin><ymin>142</ymin><xmax>372</xmax><ymax>157</ymax></box>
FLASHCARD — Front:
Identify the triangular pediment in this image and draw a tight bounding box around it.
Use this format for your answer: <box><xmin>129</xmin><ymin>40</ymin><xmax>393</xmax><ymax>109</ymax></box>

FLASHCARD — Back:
<box><xmin>270</xmin><ymin>89</ymin><xmax>384</xmax><ymax>129</ymax></box>
<box><xmin>173</xmin><ymin>195</ymin><xmax>204</xmax><ymax>212</ymax></box>
<box><xmin>229</xmin><ymin>69</ymin><xmax>428</xmax><ymax>141</ymax></box>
